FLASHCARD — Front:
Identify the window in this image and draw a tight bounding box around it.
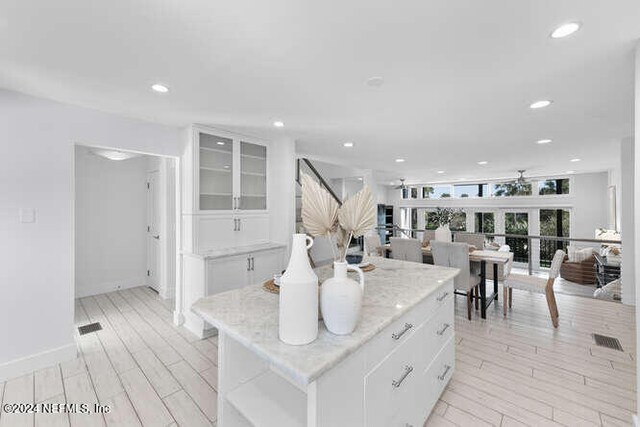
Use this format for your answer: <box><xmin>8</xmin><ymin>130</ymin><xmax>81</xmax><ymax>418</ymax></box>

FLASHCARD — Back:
<box><xmin>538</xmin><ymin>179</ymin><xmax>570</xmax><ymax>195</ymax></box>
<box><xmin>429</xmin><ymin>185</ymin><xmax>452</xmax><ymax>198</ymax></box>
<box><xmin>540</xmin><ymin>209</ymin><xmax>571</xmax><ymax>267</ymax></box>
<box><xmin>505</xmin><ymin>212</ymin><xmax>529</xmax><ymax>262</ymax></box>
<box><xmin>422</xmin><ymin>186</ymin><xmax>435</xmax><ymax>198</ymax></box>
<box><xmin>401</xmin><ymin>187</ymin><xmax>419</xmax><ymax>199</ymax></box>
<box><xmin>474</xmin><ymin>212</ymin><xmax>495</xmax><ymax>234</ymax></box>
<box><xmin>400</xmin><ymin>207</ymin><xmax>418</xmax><ymax>230</ymax></box>
<box><xmin>454</xmin><ymin>184</ymin><xmax>488</xmax><ymax>198</ymax></box>
<box><xmin>425</xmin><ymin>211</ymin><xmax>438</xmax><ymax>230</ymax></box>
<box><xmin>450</xmin><ymin>211</ymin><xmax>467</xmax><ymax>231</ymax></box>
<box><xmin>492</xmin><ymin>182</ymin><xmax>532</xmax><ymax>197</ymax></box>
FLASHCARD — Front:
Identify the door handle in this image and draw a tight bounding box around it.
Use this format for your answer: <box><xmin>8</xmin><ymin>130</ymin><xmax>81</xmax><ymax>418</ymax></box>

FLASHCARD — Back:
<box><xmin>247</xmin><ymin>257</ymin><xmax>251</xmax><ymax>271</ymax></box>
<box><xmin>250</xmin><ymin>257</ymin><xmax>255</xmax><ymax>271</ymax></box>
<box><xmin>392</xmin><ymin>323</ymin><xmax>413</xmax><ymax>340</ymax></box>
<box><xmin>238</xmin><ymin>218</ymin><xmax>241</xmax><ymax>231</ymax></box>
<box><xmin>437</xmin><ymin>323</ymin><xmax>450</xmax><ymax>336</ymax></box>
<box><xmin>152</xmin><ymin>235</ymin><xmax>160</xmax><ymax>240</ymax></box>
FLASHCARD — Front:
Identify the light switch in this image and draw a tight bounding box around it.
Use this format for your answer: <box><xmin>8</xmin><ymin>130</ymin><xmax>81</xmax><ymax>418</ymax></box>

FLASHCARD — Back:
<box><xmin>19</xmin><ymin>208</ymin><xmax>36</xmax><ymax>223</ymax></box>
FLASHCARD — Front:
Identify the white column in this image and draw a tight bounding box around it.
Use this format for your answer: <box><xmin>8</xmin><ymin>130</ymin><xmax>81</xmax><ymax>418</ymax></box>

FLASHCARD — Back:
<box><xmin>633</xmin><ymin>41</ymin><xmax>640</xmax><ymax>425</ymax></box>
<box><xmin>621</xmin><ymin>137</ymin><xmax>635</xmax><ymax>305</ymax></box>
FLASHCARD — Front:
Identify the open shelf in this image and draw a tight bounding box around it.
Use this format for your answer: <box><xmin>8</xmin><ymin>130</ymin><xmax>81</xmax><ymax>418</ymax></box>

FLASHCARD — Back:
<box><xmin>200</xmin><ymin>146</ymin><xmax>233</xmax><ymax>155</ymax></box>
<box><xmin>201</xmin><ymin>166</ymin><xmax>231</xmax><ymax>173</ymax></box>
<box><xmin>226</xmin><ymin>370</ymin><xmax>306</xmax><ymax>427</ymax></box>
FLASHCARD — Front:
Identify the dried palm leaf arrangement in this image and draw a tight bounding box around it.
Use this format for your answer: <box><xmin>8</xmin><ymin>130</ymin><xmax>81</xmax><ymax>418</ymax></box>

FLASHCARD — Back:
<box><xmin>301</xmin><ymin>173</ymin><xmax>376</xmax><ymax>262</ymax></box>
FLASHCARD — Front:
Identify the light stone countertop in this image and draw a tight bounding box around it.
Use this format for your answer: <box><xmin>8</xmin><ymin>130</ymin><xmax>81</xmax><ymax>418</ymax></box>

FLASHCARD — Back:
<box><xmin>182</xmin><ymin>242</ymin><xmax>286</xmax><ymax>260</ymax></box>
<box><xmin>191</xmin><ymin>257</ymin><xmax>460</xmax><ymax>386</ymax></box>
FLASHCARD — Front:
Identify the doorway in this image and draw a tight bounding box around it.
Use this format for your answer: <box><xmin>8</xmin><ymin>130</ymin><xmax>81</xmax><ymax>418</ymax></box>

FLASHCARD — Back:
<box><xmin>74</xmin><ymin>145</ymin><xmax>177</xmax><ymax>300</ymax></box>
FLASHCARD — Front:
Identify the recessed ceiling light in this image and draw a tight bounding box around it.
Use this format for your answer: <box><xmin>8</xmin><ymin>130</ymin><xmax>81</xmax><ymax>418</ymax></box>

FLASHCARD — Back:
<box><xmin>477</xmin><ymin>161</ymin><xmax>488</xmax><ymax>165</ymax></box>
<box><xmin>570</xmin><ymin>158</ymin><xmax>581</xmax><ymax>162</ymax></box>
<box><xmin>389</xmin><ymin>181</ymin><xmax>395</xmax><ymax>185</ymax></box>
<box><xmin>530</xmin><ymin>100</ymin><xmax>552</xmax><ymax>109</ymax></box>
<box><xmin>537</xmin><ymin>139</ymin><xmax>552</xmax><ymax>144</ymax></box>
<box><xmin>151</xmin><ymin>84</ymin><xmax>169</xmax><ymax>93</ymax></box>
<box><xmin>343</xmin><ymin>142</ymin><xmax>354</xmax><ymax>148</ymax></box>
<box><xmin>437</xmin><ymin>170</ymin><xmax>445</xmax><ymax>174</ymax></box>
<box><xmin>366</xmin><ymin>76</ymin><xmax>384</xmax><ymax>87</ymax></box>
<box><xmin>224</xmin><ymin>165</ymin><xmax>230</xmax><ymax>169</ymax></box>
<box><xmin>217</xmin><ymin>141</ymin><xmax>225</xmax><ymax>146</ymax></box>
<box><xmin>358</xmin><ymin>177</ymin><xmax>363</xmax><ymax>181</ymax></box>
<box><xmin>566</xmin><ymin>170</ymin><xmax>575</xmax><ymax>174</ymax></box>
<box><xmin>395</xmin><ymin>158</ymin><xmax>405</xmax><ymax>163</ymax></box>
<box><xmin>551</xmin><ymin>22</ymin><xmax>581</xmax><ymax>39</ymax></box>
<box><xmin>273</xmin><ymin>121</ymin><xmax>284</xmax><ymax>128</ymax></box>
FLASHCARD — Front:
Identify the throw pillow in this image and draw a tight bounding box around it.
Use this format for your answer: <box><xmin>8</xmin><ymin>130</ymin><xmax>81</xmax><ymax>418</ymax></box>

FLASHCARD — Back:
<box><xmin>575</xmin><ymin>247</ymin><xmax>594</xmax><ymax>263</ymax></box>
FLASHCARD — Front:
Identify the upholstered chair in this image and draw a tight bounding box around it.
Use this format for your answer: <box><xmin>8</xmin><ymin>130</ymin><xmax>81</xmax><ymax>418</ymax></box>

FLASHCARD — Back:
<box><xmin>390</xmin><ymin>237</ymin><xmax>422</xmax><ymax>264</ymax></box>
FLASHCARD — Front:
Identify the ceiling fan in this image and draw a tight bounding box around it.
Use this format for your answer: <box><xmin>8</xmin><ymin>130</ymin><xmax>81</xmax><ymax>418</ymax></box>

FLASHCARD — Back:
<box><xmin>515</xmin><ymin>169</ymin><xmax>528</xmax><ymax>185</ymax></box>
<box><xmin>394</xmin><ymin>179</ymin><xmax>408</xmax><ymax>190</ymax></box>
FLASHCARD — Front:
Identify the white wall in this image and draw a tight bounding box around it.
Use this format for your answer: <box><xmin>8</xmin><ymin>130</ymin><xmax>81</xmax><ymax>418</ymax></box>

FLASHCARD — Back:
<box><xmin>0</xmin><ymin>89</ymin><xmax>182</xmax><ymax>382</ymax></box>
<box><xmin>633</xmin><ymin>42</ymin><xmax>640</xmax><ymax>421</ymax></box>
<box><xmin>75</xmin><ymin>147</ymin><xmax>149</xmax><ymax>297</ymax></box>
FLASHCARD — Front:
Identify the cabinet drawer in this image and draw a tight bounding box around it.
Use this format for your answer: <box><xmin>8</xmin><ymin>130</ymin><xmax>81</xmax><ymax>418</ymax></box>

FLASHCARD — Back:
<box><xmin>364</xmin><ymin>323</ymin><xmax>423</xmax><ymax>427</ymax></box>
<box><xmin>420</xmin><ymin>298</ymin><xmax>454</xmax><ymax>363</ymax></box>
<box><xmin>365</xmin><ymin>280</ymin><xmax>453</xmax><ymax>371</ymax></box>
<box><xmin>420</xmin><ymin>337</ymin><xmax>455</xmax><ymax>419</ymax></box>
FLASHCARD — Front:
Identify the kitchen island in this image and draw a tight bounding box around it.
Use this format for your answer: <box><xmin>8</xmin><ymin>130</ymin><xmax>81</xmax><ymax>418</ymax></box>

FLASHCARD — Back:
<box><xmin>192</xmin><ymin>257</ymin><xmax>459</xmax><ymax>427</ymax></box>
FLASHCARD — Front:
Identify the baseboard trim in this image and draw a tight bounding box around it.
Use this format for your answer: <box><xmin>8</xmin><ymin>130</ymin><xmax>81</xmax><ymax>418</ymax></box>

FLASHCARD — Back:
<box><xmin>75</xmin><ymin>277</ymin><xmax>146</xmax><ymax>298</ymax></box>
<box><xmin>0</xmin><ymin>342</ymin><xmax>78</xmax><ymax>383</ymax></box>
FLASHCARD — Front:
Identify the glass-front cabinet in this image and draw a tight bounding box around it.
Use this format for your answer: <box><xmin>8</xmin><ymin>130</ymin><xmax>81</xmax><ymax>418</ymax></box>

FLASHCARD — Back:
<box><xmin>195</xmin><ymin>130</ymin><xmax>268</xmax><ymax>212</ymax></box>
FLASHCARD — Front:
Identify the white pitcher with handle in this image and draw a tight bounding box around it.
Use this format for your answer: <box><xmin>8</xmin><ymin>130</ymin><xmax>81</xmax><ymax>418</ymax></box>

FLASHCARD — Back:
<box><xmin>320</xmin><ymin>261</ymin><xmax>365</xmax><ymax>335</ymax></box>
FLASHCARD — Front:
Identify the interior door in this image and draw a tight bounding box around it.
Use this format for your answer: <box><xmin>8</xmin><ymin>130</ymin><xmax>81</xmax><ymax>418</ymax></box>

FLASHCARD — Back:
<box><xmin>147</xmin><ymin>170</ymin><xmax>161</xmax><ymax>290</ymax></box>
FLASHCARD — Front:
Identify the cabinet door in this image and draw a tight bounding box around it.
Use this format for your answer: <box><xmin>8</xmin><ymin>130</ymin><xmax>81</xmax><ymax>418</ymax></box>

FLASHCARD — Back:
<box><xmin>196</xmin><ymin>216</ymin><xmax>236</xmax><ymax>252</ymax></box>
<box><xmin>250</xmin><ymin>249</ymin><xmax>285</xmax><ymax>285</ymax></box>
<box><xmin>235</xmin><ymin>215</ymin><xmax>270</xmax><ymax>247</ymax></box>
<box><xmin>198</xmin><ymin>132</ymin><xmax>234</xmax><ymax>211</ymax></box>
<box><xmin>207</xmin><ymin>255</ymin><xmax>250</xmax><ymax>295</ymax></box>
<box><xmin>239</xmin><ymin>141</ymin><xmax>267</xmax><ymax>210</ymax></box>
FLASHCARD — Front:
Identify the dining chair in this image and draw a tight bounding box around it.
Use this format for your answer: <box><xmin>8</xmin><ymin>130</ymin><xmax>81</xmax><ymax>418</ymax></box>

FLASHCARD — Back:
<box><xmin>454</xmin><ymin>232</ymin><xmax>485</xmax><ymax>250</ymax></box>
<box><xmin>390</xmin><ymin>237</ymin><xmax>422</xmax><ymax>263</ymax></box>
<box><xmin>503</xmin><ymin>249</ymin><xmax>566</xmax><ymax>327</ymax></box>
<box><xmin>364</xmin><ymin>233</ymin><xmax>383</xmax><ymax>257</ymax></box>
<box><xmin>431</xmin><ymin>241</ymin><xmax>481</xmax><ymax>320</ymax></box>
<box><xmin>422</xmin><ymin>230</ymin><xmax>436</xmax><ymax>246</ymax></box>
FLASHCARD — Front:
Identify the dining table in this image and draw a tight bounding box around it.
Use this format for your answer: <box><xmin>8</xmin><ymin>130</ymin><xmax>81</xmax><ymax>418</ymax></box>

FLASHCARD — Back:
<box><xmin>381</xmin><ymin>244</ymin><xmax>512</xmax><ymax>319</ymax></box>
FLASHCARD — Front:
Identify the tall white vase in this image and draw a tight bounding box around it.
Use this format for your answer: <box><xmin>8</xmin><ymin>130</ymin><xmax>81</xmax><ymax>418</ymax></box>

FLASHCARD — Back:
<box><xmin>279</xmin><ymin>234</ymin><xmax>318</xmax><ymax>345</ymax></box>
<box><xmin>320</xmin><ymin>261</ymin><xmax>365</xmax><ymax>335</ymax></box>
<box><xmin>435</xmin><ymin>224</ymin><xmax>452</xmax><ymax>242</ymax></box>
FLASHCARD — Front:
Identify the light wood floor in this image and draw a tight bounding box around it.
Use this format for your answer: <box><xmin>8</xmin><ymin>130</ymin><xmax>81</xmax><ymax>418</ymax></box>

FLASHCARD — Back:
<box><xmin>427</xmin><ymin>287</ymin><xmax>637</xmax><ymax>426</ymax></box>
<box><xmin>0</xmin><ymin>286</ymin><xmax>635</xmax><ymax>426</ymax></box>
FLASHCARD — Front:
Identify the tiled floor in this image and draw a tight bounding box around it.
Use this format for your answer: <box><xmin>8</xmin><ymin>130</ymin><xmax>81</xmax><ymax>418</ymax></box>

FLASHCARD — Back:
<box><xmin>0</xmin><ymin>285</ymin><xmax>635</xmax><ymax>426</ymax></box>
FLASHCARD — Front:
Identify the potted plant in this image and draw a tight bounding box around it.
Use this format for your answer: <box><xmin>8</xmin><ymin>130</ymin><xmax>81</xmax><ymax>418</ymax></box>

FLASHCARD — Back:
<box><xmin>432</xmin><ymin>207</ymin><xmax>458</xmax><ymax>242</ymax></box>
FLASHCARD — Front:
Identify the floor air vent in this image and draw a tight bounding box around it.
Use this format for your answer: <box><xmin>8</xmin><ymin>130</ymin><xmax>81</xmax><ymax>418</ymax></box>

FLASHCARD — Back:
<box><xmin>593</xmin><ymin>333</ymin><xmax>623</xmax><ymax>351</ymax></box>
<box><xmin>78</xmin><ymin>322</ymin><xmax>102</xmax><ymax>335</ymax></box>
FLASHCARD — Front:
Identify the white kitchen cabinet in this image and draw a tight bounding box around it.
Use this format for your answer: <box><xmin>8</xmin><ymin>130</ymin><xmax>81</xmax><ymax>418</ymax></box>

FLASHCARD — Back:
<box><xmin>183</xmin><ymin>243</ymin><xmax>286</xmax><ymax>338</ymax></box>
<box><xmin>192</xmin><ymin>258</ymin><xmax>457</xmax><ymax>427</ymax></box>
<box><xmin>187</xmin><ymin>126</ymin><xmax>269</xmax><ymax>213</ymax></box>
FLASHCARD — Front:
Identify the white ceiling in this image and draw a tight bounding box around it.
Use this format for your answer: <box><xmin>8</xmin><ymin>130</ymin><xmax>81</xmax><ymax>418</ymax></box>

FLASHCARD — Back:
<box><xmin>1</xmin><ymin>0</ymin><xmax>638</xmax><ymax>184</ymax></box>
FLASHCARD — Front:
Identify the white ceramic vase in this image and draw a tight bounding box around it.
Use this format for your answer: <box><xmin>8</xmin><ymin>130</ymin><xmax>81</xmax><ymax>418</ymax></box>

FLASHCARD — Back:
<box><xmin>320</xmin><ymin>261</ymin><xmax>365</xmax><ymax>335</ymax></box>
<box><xmin>435</xmin><ymin>224</ymin><xmax>452</xmax><ymax>242</ymax></box>
<box><xmin>279</xmin><ymin>234</ymin><xmax>318</xmax><ymax>345</ymax></box>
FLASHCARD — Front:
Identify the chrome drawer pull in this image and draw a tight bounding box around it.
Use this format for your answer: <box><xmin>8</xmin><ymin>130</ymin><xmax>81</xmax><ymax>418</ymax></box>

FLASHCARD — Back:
<box><xmin>392</xmin><ymin>365</ymin><xmax>413</xmax><ymax>388</ymax></box>
<box><xmin>391</xmin><ymin>323</ymin><xmax>413</xmax><ymax>340</ymax></box>
<box><xmin>438</xmin><ymin>365</ymin><xmax>451</xmax><ymax>381</ymax></box>
<box><xmin>436</xmin><ymin>292</ymin><xmax>449</xmax><ymax>302</ymax></box>
<box><xmin>436</xmin><ymin>323</ymin><xmax>450</xmax><ymax>336</ymax></box>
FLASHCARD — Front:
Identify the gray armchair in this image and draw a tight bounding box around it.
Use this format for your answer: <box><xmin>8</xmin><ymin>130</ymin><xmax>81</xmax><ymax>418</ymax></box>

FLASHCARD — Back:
<box><xmin>390</xmin><ymin>237</ymin><xmax>422</xmax><ymax>263</ymax></box>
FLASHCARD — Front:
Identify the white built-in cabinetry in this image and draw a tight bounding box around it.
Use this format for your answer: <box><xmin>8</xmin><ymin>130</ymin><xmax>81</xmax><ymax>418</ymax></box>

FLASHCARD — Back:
<box><xmin>181</xmin><ymin>125</ymin><xmax>288</xmax><ymax>337</ymax></box>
